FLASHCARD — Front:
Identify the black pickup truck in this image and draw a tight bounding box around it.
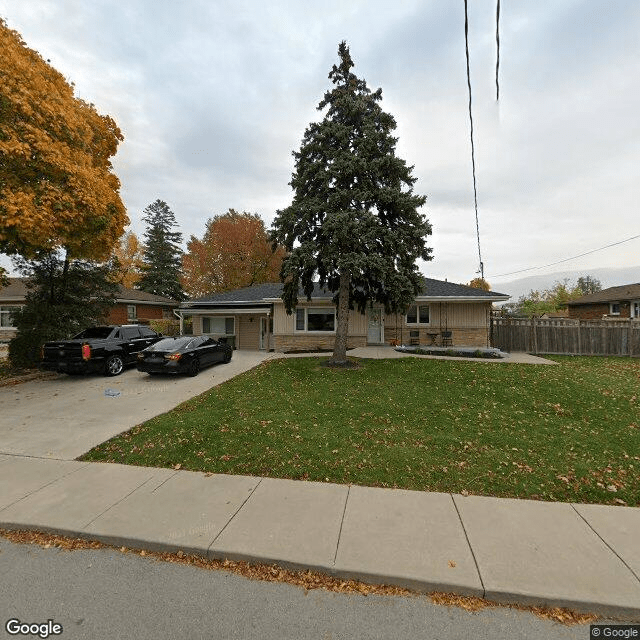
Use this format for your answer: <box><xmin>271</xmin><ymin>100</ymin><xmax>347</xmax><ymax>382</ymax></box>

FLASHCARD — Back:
<box><xmin>41</xmin><ymin>325</ymin><xmax>163</xmax><ymax>376</ymax></box>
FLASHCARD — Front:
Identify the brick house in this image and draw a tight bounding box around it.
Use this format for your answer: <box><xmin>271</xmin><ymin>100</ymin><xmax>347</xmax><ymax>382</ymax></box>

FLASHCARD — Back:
<box><xmin>567</xmin><ymin>283</ymin><xmax>640</xmax><ymax>320</ymax></box>
<box><xmin>0</xmin><ymin>277</ymin><xmax>178</xmax><ymax>341</ymax></box>
<box><xmin>178</xmin><ymin>278</ymin><xmax>509</xmax><ymax>351</ymax></box>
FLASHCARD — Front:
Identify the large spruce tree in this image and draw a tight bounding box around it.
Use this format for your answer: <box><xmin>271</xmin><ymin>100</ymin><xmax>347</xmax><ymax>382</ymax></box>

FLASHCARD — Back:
<box><xmin>271</xmin><ymin>42</ymin><xmax>433</xmax><ymax>364</ymax></box>
<box><xmin>138</xmin><ymin>199</ymin><xmax>185</xmax><ymax>300</ymax></box>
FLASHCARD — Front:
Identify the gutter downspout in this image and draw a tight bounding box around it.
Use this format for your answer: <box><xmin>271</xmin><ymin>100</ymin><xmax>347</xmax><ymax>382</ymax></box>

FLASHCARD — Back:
<box><xmin>173</xmin><ymin>308</ymin><xmax>184</xmax><ymax>335</ymax></box>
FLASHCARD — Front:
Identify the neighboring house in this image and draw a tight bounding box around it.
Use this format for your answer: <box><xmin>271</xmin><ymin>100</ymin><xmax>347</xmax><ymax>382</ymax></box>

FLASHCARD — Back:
<box><xmin>0</xmin><ymin>277</ymin><xmax>179</xmax><ymax>341</ymax></box>
<box><xmin>567</xmin><ymin>283</ymin><xmax>640</xmax><ymax>320</ymax></box>
<box><xmin>178</xmin><ymin>278</ymin><xmax>510</xmax><ymax>351</ymax></box>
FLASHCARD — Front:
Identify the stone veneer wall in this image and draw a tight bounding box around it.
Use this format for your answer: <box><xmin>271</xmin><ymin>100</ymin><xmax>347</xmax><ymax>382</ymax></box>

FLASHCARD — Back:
<box><xmin>273</xmin><ymin>334</ymin><xmax>367</xmax><ymax>352</ymax></box>
<box><xmin>384</xmin><ymin>326</ymin><xmax>488</xmax><ymax>348</ymax></box>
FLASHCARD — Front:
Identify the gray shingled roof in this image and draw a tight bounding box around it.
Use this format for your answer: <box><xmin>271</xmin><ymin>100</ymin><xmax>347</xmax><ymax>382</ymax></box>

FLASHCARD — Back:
<box><xmin>0</xmin><ymin>278</ymin><xmax>178</xmax><ymax>305</ymax></box>
<box><xmin>567</xmin><ymin>283</ymin><xmax>640</xmax><ymax>306</ymax></box>
<box><xmin>186</xmin><ymin>278</ymin><xmax>509</xmax><ymax>305</ymax></box>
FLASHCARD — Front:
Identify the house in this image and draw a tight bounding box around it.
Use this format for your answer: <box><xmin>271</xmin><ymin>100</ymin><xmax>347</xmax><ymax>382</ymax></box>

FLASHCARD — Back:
<box><xmin>567</xmin><ymin>283</ymin><xmax>640</xmax><ymax>320</ymax></box>
<box><xmin>178</xmin><ymin>278</ymin><xmax>510</xmax><ymax>351</ymax></box>
<box><xmin>0</xmin><ymin>277</ymin><xmax>179</xmax><ymax>341</ymax></box>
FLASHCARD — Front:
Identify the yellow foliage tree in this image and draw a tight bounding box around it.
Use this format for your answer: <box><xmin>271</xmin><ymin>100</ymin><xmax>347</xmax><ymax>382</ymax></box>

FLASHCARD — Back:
<box><xmin>0</xmin><ymin>19</ymin><xmax>128</xmax><ymax>259</ymax></box>
<box><xmin>112</xmin><ymin>231</ymin><xmax>144</xmax><ymax>288</ymax></box>
<box><xmin>468</xmin><ymin>277</ymin><xmax>491</xmax><ymax>291</ymax></box>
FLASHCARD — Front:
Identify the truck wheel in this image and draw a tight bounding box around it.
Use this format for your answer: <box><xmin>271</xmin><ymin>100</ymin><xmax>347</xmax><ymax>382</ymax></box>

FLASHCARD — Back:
<box><xmin>105</xmin><ymin>355</ymin><xmax>124</xmax><ymax>376</ymax></box>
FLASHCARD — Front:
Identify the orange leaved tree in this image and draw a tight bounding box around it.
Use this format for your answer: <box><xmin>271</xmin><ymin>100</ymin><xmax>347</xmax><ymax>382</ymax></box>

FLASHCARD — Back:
<box><xmin>112</xmin><ymin>231</ymin><xmax>145</xmax><ymax>288</ymax></box>
<box><xmin>182</xmin><ymin>210</ymin><xmax>284</xmax><ymax>298</ymax></box>
<box><xmin>0</xmin><ymin>19</ymin><xmax>127</xmax><ymax>260</ymax></box>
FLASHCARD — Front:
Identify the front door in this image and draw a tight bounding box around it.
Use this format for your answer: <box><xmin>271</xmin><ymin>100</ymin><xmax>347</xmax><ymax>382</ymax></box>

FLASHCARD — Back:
<box><xmin>367</xmin><ymin>308</ymin><xmax>384</xmax><ymax>344</ymax></box>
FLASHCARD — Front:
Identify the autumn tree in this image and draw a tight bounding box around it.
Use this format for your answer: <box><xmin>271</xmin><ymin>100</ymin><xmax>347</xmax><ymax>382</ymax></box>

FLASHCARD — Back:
<box><xmin>503</xmin><ymin>276</ymin><xmax>602</xmax><ymax>317</ymax></box>
<box><xmin>9</xmin><ymin>252</ymin><xmax>119</xmax><ymax>367</ymax></box>
<box><xmin>0</xmin><ymin>19</ymin><xmax>127</xmax><ymax>260</ymax></box>
<box><xmin>182</xmin><ymin>209</ymin><xmax>284</xmax><ymax>298</ymax></box>
<box><xmin>271</xmin><ymin>42</ymin><xmax>432</xmax><ymax>365</ymax></box>
<box><xmin>138</xmin><ymin>200</ymin><xmax>184</xmax><ymax>300</ymax></box>
<box><xmin>112</xmin><ymin>230</ymin><xmax>144</xmax><ymax>288</ymax></box>
<box><xmin>468</xmin><ymin>277</ymin><xmax>490</xmax><ymax>291</ymax></box>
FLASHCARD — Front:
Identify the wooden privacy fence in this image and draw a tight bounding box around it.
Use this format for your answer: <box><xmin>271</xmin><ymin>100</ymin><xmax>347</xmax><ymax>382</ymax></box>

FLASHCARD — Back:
<box><xmin>490</xmin><ymin>317</ymin><xmax>640</xmax><ymax>356</ymax></box>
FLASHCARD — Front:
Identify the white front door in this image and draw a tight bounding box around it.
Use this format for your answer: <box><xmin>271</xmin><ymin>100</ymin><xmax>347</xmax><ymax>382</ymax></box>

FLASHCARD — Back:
<box><xmin>367</xmin><ymin>308</ymin><xmax>384</xmax><ymax>344</ymax></box>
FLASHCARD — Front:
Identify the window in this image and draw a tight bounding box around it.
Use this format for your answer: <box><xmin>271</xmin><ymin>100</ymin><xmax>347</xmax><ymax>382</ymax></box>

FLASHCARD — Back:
<box><xmin>0</xmin><ymin>306</ymin><xmax>19</xmax><ymax>328</ymax></box>
<box><xmin>202</xmin><ymin>316</ymin><xmax>235</xmax><ymax>334</ymax></box>
<box><xmin>139</xmin><ymin>327</ymin><xmax>158</xmax><ymax>338</ymax></box>
<box><xmin>609</xmin><ymin>302</ymin><xmax>621</xmax><ymax>315</ymax></box>
<box><xmin>122</xmin><ymin>327</ymin><xmax>141</xmax><ymax>340</ymax></box>
<box><xmin>127</xmin><ymin>305</ymin><xmax>136</xmax><ymax>321</ymax></box>
<box><xmin>295</xmin><ymin>307</ymin><xmax>335</xmax><ymax>332</ymax></box>
<box><xmin>406</xmin><ymin>304</ymin><xmax>430</xmax><ymax>324</ymax></box>
<box><xmin>632</xmin><ymin>301</ymin><xmax>640</xmax><ymax>319</ymax></box>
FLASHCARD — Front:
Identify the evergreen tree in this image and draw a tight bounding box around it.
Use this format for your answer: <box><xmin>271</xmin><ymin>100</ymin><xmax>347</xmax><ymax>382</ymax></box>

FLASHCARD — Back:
<box><xmin>271</xmin><ymin>42</ymin><xmax>432</xmax><ymax>364</ymax></box>
<box><xmin>9</xmin><ymin>251</ymin><xmax>119</xmax><ymax>368</ymax></box>
<box><xmin>138</xmin><ymin>199</ymin><xmax>185</xmax><ymax>300</ymax></box>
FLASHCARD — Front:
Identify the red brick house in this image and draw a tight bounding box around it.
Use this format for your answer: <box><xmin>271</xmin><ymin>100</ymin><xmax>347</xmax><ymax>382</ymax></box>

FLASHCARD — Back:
<box><xmin>0</xmin><ymin>277</ymin><xmax>178</xmax><ymax>341</ymax></box>
<box><xmin>567</xmin><ymin>283</ymin><xmax>640</xmax><ymax>320</ymax></box>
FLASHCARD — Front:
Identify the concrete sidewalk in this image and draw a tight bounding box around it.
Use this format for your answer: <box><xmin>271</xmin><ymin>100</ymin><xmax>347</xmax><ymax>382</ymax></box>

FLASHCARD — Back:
<box><xmin>1</xmin><ymin>455</ymin><xmax>638</xmax><ymax>620</ymax></box>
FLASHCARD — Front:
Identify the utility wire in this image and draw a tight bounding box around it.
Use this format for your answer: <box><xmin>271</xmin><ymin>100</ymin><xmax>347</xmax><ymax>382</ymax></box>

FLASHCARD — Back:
<box><xmin>463</xmin><ymin>0</ymin><xmax>484</xmax><ymax>279</ymax></box>
<box><xmin>491</xmin><ymin>233</ymin><xmax>640</xmax><ymax>278</ymax></box>
<box><xmin>495</xmin><ymin>0</ymin><xmax>501</xmax><ymax>100</ymax></box>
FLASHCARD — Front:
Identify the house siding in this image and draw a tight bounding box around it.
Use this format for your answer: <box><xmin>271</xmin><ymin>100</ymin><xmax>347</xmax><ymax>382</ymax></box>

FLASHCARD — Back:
<box><xmin>107</xmin><ymin>303</ymin><xmax>171</xmax><ymax>325</ymax></box>
<box><xmin>271</xmin><ymin>300</ymin><xmax>491</xmax><ymax>350</ymax></box>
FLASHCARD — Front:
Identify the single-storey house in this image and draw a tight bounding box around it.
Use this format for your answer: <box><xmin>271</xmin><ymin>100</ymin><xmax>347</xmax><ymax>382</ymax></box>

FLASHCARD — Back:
<box><xmin>178</xmin><ymin>278</ymin><xmax>509</xmax><ymax>351</ymax></box>
<box><xmin>567</xmin><ymin>283</ymin><xmax>640</xmax><ymax>320</ymax></box>
<box><xmin>0</xmin><ymin>277</ymin><xmax>179</xmax><ymax>341</ymax></box>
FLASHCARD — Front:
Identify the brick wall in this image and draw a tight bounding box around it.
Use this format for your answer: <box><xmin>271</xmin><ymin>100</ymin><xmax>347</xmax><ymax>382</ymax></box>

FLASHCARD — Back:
<box><xmin>568</xmin><ymin>302</ymin><xmax>631</xmax><ymax>320</ymax></box>
<box><xmin>383</xmin><ymin>326</ymin><xmax>488</xmax><ymax>348</ymax></box>
<box><xmin>106</xmin><ymin>304</ymin><xmax>169</xmax><ymax>325</ymax></box>
<box><xmin>273</xmin><ymin>334</ymin><xmax>367</xmax><ymax>352</ymax></box>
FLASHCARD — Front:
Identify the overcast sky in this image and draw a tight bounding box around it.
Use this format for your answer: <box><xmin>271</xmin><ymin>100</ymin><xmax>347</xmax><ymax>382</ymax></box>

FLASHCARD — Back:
<box><xmin>2</xmin><ymin>0</ymin><xmax>639</xmax><ymax>290</ymax></box>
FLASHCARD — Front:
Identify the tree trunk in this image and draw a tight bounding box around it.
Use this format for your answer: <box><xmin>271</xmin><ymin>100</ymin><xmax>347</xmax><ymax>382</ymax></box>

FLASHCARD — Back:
<box><xmin>330</xmin><ymin>271</ymin><xmax>351</xmax><ymax>364</ymax></box>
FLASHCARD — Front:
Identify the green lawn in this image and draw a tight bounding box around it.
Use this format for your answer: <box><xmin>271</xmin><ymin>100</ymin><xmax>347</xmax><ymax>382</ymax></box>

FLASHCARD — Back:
<box><xmin>81</xmin><ymin>355</ymin><xmax>640</xmax><ymax>506</ymax></box>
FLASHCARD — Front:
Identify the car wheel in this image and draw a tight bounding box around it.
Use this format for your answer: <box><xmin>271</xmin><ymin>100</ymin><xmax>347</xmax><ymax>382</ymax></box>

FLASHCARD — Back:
<box><xmin>187</xmin><ymin>358</ymin><xmax>200</xmax><ymax>377</ymax></box>
<box><xmin>223</xmin><ymin>350</ymin><xmax>232</xmax><ymax>363</ymax></box>
<box><xmin>105</xmin><ymin>354</ymin><xmax>124</xmax><ymax>376</ymax></box>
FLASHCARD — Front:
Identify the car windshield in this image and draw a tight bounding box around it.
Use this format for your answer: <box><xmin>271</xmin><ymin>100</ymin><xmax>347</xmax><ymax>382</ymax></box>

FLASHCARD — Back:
<box><xmin>73</xmin><ymin>327</ymin><xmax>114</xmax><ymax>339</ymax></box>
<box><xmin>148</xmin><ymin>337</ymin><xmax>192</xmax><ymax>351</ymax></box>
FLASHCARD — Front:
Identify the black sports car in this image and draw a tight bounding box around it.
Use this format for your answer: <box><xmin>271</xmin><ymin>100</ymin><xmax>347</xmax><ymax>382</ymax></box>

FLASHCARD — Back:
<box><xmin>136</xmin><ymin>335</ymin><xmax>232</xmax><ymax>376</ymax></box>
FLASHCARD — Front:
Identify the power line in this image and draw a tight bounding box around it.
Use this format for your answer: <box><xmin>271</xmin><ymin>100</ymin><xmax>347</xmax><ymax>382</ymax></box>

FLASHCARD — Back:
<box><xmin>463</xmin><ymin>0</ymin><xmax>484</xmax><ymax>279</ymax></box>
<box><xmin>491</xmin><ymin>233</ymin><xmax>640</xmax><ymax>278</ymax></box>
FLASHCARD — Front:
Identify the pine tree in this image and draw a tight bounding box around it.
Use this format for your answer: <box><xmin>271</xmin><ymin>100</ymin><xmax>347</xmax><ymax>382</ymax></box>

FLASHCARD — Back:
<box><xmin>9</xmin><ymin>251</ymin><xmax>119</xmax><ymax>367</ymax></box>
<box><xmin>138</xmin><ymin>200</ymin><xmax>185</xmax><ymax>300</ymax></box>
<box><xmin>271</xmin><ymin>42</ymin><xmax>432</xmax><ymax>364</ymax></box>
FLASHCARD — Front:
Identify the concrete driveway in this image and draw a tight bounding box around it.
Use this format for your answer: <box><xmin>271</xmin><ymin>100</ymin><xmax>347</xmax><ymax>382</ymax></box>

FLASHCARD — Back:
<box><xmin>0</xmin><ymin>351</ymin><xmax>272</xmax><ymax>460</ymax></box>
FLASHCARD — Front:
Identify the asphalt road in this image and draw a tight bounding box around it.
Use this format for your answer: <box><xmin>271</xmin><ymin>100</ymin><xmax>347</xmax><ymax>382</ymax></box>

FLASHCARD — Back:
<box><xmin>0</xmin><ymin>537</ymin><xmax>597</xmax><ymax>640</ymax></box>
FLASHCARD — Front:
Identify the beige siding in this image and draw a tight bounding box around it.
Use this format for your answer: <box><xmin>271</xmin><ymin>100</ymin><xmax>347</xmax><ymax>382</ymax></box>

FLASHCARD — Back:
<box><xmin>273</xmin><ymin>301</ymin><xmax>367</xmax><ymax>337</ymax></box>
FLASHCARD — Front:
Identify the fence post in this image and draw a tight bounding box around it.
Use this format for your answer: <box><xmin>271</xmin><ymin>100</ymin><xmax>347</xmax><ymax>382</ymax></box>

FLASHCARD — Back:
<box><xmin>577</xmin><ymin>320</ymin><xmax>581</xmax><ymax>355</ymax></box>
<box><xmin>532</xmin><ymin>316</ymin><xmax>538</xmax><ymax>354</ymax></box>
<box><xmin>629</xmin><ymin>320</ymin><xmax>633</xmax><ymax>357</ymax></box>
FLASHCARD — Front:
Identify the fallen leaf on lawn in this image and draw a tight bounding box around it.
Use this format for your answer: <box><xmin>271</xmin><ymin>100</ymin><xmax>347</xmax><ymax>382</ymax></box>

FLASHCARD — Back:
<box><xmin>460</xmin><ymin>490</ymin><xmax>469</xmax><ymax>497</ymax></box>
<box><xmin>606</xmin><ymin>485</ymin><xmax>617</xmax><ymax>492</ymax></box>
<box><xmin>174</xmin><ymin>464</ymin><xmax>182</xmax><ymax>470</ymax></box>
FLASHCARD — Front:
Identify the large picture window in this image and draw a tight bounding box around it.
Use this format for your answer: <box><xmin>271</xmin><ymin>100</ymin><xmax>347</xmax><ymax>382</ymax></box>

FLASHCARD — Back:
<box><xmin>202</xmin><ymin>316</ymin><xmax>235</xmax><ymax>334</ymax></box>
<box><xmin>406</xmin><ymin>305</ymin><xmax>430</xmax><ymax>325</ymax></box>
<box><xmin>0</xmin><ymin>306</ymin><xmax>19</xmax><ymax>328</ymax></box>
<box><xmin>295</xmin><ymin>307</ymin><xmax>335</xmax><ymax>332</ymax></box>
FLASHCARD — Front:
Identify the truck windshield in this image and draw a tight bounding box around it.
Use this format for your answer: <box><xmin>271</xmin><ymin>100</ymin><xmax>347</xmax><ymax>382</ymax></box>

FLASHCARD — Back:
<box><xmin>72</xmin><ymin>327</ymin><xmax>115</xmax><ymax>339</ymax></box>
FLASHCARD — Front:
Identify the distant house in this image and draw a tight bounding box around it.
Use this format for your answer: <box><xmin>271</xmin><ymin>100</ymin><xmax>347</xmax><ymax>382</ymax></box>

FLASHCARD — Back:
<box><xmin>0</xmin><ymin>277</ymin><xmax>179</xmax><ymax>341</ymax></box>
<box><xmin>178</xmin><ymin>278</ymin><xmax>509</xmax><ymax>351</ymax></box>
<box><xmin>567</xmin><ymin>283</ymin><xmax>640</xmax><ymax>320</ymax></box>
